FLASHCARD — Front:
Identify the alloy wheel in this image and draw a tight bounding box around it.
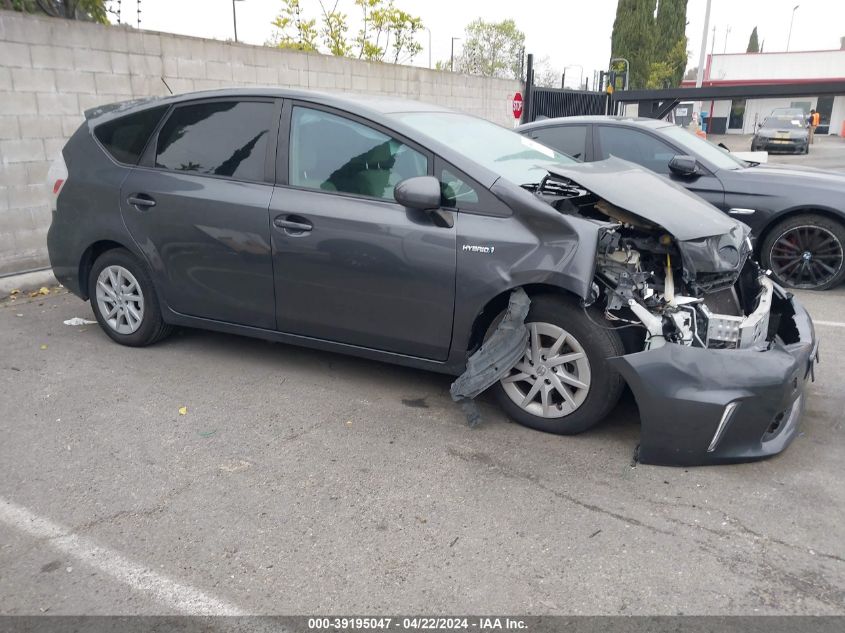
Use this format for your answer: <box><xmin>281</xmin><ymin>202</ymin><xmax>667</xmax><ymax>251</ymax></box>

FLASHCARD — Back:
<box><xmin>95</xmin><ymin>265</ymin><xmax>145</xmax><ymax>334</ymax></box>
<box><xmin>769</xmin><ymin>225</ymin><xmax>844</xmax><ymax>289</ymax></box>
<box><xmin>500</xmin><ymin>322</ymin><xmax>592</xmax><ymax>419</ymax></box>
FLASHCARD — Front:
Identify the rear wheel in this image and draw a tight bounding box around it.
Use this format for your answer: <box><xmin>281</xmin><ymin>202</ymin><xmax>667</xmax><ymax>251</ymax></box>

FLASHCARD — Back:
<box><xmin>88</xmin><ymin>248</ymin><xmax>172</xmax><ymax>346</ymax></box>
<box><xmin>761</xmin><ymin>214</ymin><xmax>845</xmax><ymax>290</ymax></box>
<box><xmin>492</xmin><ymin>295</ymin><xmax>625</xmax><ymax>435</ymax></box>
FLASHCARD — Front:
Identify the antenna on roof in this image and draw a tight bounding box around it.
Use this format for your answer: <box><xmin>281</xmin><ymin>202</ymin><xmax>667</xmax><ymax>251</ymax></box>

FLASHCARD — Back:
<box><xmin>161</xmin><ymin>77</ymin><xmax>173</xmax><ymax>95</ymax></box>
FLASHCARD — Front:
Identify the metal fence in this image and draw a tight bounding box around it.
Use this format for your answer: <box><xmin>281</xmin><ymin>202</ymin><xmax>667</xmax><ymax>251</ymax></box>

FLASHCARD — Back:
<box><xmin>527</xmin><ymin>87</ymin><xmax>610</xmax><ymax>122</ymax></box>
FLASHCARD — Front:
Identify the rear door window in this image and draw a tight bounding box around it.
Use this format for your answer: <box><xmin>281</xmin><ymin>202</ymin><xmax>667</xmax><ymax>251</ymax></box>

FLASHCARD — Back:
<box><xmin>94</xmin><ymin>105</ymin><xmax>168</xmax><ymax>165</ymax></box>
<box><xmin>528</xmin><ymin>125</ymin><xmax>588</xmax><ymax>160</ymax></box>
<box><xmin>596</xmin><ymin>126</ymin><xmax>676</xmax><ymax>174</ymax></box>
<box><xmin>288</xmin><ymin>106</ymin><xmax>428</xmax><ymax>200</ymax></box>
<box><xmin>155</xmin><ymin>100</ymin><xmax>275</xmax><ymax>182</ymax></box>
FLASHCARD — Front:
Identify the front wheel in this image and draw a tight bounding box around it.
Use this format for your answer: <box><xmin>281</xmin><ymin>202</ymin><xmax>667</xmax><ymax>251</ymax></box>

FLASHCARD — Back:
<box><xmin>761</xmin><ymin>214</ymin><xmax>845</xmax><ymax>290</ymax></box>
<box><xmin>88</xmin><ymin>248</ymin><xmax>173</xmax><ymax>346</ymax></box>
<box><xmin>492</xmin><ymin>295</ymin><xmax>625</xmax><ymax>435</ymax></box>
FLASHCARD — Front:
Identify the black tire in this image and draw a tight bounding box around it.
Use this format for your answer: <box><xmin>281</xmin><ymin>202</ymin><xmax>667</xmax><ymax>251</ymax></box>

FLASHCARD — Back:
<box><xmin>760</xmin><ymin>214</ymin><xmax>845</xmax><ymax>291</ymax></box>
<box><xmin>88</xmin><ymin>248</ymin><xmax>173</xmax><ymax>346</ymax></box>
<box><xmin>491</xmin><ymin>294</ymin><xmax>625</xmax><ymax>435</ymax></box>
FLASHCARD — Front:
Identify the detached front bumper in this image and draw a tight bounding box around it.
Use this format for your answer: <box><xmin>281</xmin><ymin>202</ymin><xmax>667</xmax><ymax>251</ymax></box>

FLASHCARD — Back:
<box><xmin>610</xmin><ymin>288</ymin><xmax>817</xmax><ymax>466</ymax></box>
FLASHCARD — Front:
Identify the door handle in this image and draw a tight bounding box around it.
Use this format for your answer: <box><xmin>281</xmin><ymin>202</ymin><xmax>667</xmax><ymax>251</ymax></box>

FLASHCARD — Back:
<box><xmin>127</xmin><ymin>194</ymin><xmax>156</xmax><ymax>209</ymax></box>
<box><xmin>273</xmin><ymin>216</ymin><xmax>313</xmax><ymax>234</ymax></box>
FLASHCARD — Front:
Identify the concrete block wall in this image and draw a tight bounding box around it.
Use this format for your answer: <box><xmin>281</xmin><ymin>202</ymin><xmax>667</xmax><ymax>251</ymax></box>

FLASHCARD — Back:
<box><xmin>0</xmin><ymin>10</ymin><xmax>521</xmax><ymax>277</ymax></box>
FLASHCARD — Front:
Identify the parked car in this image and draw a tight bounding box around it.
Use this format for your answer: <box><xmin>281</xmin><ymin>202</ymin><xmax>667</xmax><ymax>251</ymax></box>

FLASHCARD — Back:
<box><xmin>751</xmin><ymin>115</ymin><xmax>809</xmax><ymax>154</ymax></box>
<box><xmin>517</xmin><ymin>116</ymin><xmax>845</xmax><ymax>290</ymax></box>
<box><xmin>48</xmin><ymin>89</ymin><xmax>817</xmax><ymax>465</ymax></box>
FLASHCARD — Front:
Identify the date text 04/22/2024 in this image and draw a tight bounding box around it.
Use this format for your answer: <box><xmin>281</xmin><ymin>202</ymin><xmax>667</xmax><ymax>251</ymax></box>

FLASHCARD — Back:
<box><xmin>307</xmin><ymin>617</ymin><xmax>528</xmax><ymax>630</ymax></box>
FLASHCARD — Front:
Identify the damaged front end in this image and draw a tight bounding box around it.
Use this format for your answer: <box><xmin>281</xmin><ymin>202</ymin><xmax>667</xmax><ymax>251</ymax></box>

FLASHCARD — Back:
<box><xmin>528</xmin><ymin>159</ymin><xmax>819</xmax><ymax>466</ymax></box>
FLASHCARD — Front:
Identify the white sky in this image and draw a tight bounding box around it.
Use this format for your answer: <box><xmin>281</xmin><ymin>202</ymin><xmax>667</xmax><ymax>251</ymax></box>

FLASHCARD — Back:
<box><xmin>118</xmin><ymin>0</ymin><xmax>845</xmax><ymax>88</ymax></box>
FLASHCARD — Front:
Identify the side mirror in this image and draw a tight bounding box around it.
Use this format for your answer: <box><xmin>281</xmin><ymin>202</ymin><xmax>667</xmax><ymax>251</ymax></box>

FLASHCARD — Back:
<box><xmin>668</xmin><ymin>154</ymin><xmax>699</xmax><ymax>177</ymax></box>
<box><xmin>394</xmin><ymin>176</ymin><xmax>441</xmax><ymax>211</ymax></box>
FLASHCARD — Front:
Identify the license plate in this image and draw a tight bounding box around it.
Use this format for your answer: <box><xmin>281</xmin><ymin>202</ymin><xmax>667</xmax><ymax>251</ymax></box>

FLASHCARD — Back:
<box><xmin>776</xmin><ymin>132</ymin><xmax>790</xmax><ymax>139</ymax></box>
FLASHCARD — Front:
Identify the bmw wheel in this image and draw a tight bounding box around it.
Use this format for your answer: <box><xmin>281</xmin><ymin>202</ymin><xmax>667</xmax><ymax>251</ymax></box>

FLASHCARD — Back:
<box><xmin>88</xmin><ymin>248</ymin><xmax>173</xmax><ymax>346</ymax></box>
<box><xmin>492</xmin><ymin>295</ymin><xmax>625</xmax><ymax>435</ymax></box>
<box><xmin>761</xmin><ymin>214</ymin><xmax>845</xmax><ymax>290</ymax></box>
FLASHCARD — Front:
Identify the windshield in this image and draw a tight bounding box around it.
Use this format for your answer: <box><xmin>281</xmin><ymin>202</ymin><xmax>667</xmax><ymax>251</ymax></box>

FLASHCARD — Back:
<box><xmin>771</xmin><ymin>108</ymin><xmax>805</xmax><ymax>117</ymax></box>
<box><xmin>762</xmin><ymin>116</ymin><xmax>805</xmax><ymax>129</ymax></box>
<box><xmin>393</xmin><ymin>112</ymin><xmax>574</xmax><ymax>185</ymax></box>
<box><xmin>660</xmin><ymin>125</ymin><xmax>748</xmax><ymax>170</ymax></box>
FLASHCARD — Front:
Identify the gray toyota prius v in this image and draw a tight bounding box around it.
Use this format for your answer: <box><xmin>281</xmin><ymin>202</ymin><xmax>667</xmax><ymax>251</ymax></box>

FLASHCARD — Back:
<box><xmin>47</xmin><ymin>89</ymin><xmax>819</xmax><ymax>466</ymax></box>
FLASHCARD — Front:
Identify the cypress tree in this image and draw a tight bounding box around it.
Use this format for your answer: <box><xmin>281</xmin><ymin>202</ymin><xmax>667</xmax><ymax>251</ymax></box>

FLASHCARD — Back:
<box><xmin>747</xmin><ymin>27</ymin><xmax>760</xmax><ymax>53</ymax></box>
<box><xmin>610</xmin><ymin>0</ymin><xmax>657</xmax><ymax>89</ymax></box>
<box><xmin>653</xmin><ymin>0</ymin><xmax>688</xmax><ymax>86</ymax></box>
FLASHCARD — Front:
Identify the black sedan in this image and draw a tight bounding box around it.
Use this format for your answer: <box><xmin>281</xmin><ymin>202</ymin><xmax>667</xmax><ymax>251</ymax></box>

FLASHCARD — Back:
<box><xmin>517</xmin><ymin>116</ymin><xmax>845</xmax><ymax>290</ymax></box>
<box><xmin>751</xmin><ymin>115</ymin><xmax>809</xmax><ymax>154</ymax></box>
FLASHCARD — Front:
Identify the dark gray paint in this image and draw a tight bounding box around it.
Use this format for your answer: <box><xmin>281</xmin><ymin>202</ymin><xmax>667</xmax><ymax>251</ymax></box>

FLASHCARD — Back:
<box><xmin>47</xmin><ymin>89</ymin><xmax>819</xmax><ymax>467</ymax></box>
<box><xmin>611</xmin><ymin>287</ymin><xmax>817</xmax><ymax>466</ymax></box>
<box><xmin>546</xmin><ymin>157</ymin><xmax>738</xmax><ymax>240</ymax></box>
<box><xmin>269</xmin><ymin>186</ymin><xmax>457</xmax><ymax>361</ymax></box>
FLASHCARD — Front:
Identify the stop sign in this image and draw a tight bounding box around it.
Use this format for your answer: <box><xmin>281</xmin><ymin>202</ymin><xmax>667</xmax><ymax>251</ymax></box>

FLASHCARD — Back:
<box><xmin>512</xmin><ymin>92</ymin><xmax>523</xmax><ymax>119</ymax></box>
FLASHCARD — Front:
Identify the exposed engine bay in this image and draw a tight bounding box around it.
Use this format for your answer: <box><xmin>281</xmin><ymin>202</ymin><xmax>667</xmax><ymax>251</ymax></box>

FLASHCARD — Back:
<box><xmin>529</xmin><ymin>171</ymin><xmax>797</xmax><ymax>352</ymax></box>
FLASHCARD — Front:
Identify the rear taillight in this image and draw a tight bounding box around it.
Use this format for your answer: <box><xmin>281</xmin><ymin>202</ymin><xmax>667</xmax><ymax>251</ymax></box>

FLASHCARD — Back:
<box><xmin>47</xmin><ymin>152</ymin><xmax>68</xmax><ymax>211</ymax></box>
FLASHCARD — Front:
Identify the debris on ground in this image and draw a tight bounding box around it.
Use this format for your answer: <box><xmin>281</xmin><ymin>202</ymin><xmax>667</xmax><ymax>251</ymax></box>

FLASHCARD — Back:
<box><xmin>219</xmin><ymin>459</ymin><xmax>252</xmax><ymax>473</ymax></box>
<box><xmin>450</xmin><ymin>289</ymin><xmax>531</xmax><ymax>428</ymax></box>
<box><xmin>39</xmin><ymin>344</ymin><xmax>48</xmax><ymax>350</ymax></box>
<box><xmin>63</xmin><ymin>317</ymin><xmax>97</xmax><ymax>326</ymax></box>
<box><xmin>178</xmin><ymin>406</ymin><xmax>188</xmax><ymax>415</ymax></box>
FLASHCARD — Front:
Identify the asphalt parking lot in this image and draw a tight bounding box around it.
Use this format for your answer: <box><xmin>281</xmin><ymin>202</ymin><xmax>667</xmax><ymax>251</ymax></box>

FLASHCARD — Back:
<box><xmin>0</xmin><ymin>283</ymin><xmax>843</xmax><ymax>616</ymax></box>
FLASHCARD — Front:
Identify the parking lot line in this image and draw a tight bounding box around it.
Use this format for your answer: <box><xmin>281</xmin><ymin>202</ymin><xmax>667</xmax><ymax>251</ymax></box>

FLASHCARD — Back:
<box><xmin>813</xmin><ymin>320</ymin><xmax>845</xmax><ymax>328</ymax></box>
<box><xmin>0</xmin><ymin>497</ymin><xmax>245</xmax><ymax>615</ymax></box>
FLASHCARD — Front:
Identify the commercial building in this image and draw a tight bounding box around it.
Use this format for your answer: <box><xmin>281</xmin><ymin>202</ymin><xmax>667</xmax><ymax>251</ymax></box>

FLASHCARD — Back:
<box><xmin>680</xmin><ymin>44</ymin><xmax>845</xmax><ymax>135</ymax></box>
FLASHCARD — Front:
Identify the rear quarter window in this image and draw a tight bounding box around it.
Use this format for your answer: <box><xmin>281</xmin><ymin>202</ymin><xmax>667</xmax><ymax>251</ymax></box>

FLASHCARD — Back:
<box><xmin>94</xmin><ymin>106</ymin><xmax>168</xmax><ymax>165</ymax></box>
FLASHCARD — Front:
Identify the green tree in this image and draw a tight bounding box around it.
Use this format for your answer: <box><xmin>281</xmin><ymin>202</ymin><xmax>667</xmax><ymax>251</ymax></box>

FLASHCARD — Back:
<box><xmin>268</xmin><ymin>0</ymin><xmax>319</xmax><ymax>51</ymax></box>
<box><xmin>454</xmin><ymin>19</ymin><xmax>525</xmax><ymax>79</ymax></box>
<box><xmin>353</xmin><ymin>0</ymin><xmax>422</xmax><ymax>63</ymax></box>
<box><xmin>651</xmin><ymin>0</ymin><xmax>688</xmax><ymax>87</ymax></box>
<box><xmin>746</xmin><ymin>26</ymin><xmax>759</xmax><ymax>53</ymax></box>
<box><xmin>8</xmin><ymin>0</ymin><xmax>110</xmax><ymax>23</ymax></box>
<box><xmin>319</xmin><ymin>1</ymin><xmax>352</xmax><ymax>56</ymax></box>
<box><xmin>610</xmin><ymin>0</ymin><xmax>656</xmax><ymax>89</ymax></box>
<box><xmin>267</xmin><ymin>0</ymin><xmax>423</xmax><ymax>63</ymax></box>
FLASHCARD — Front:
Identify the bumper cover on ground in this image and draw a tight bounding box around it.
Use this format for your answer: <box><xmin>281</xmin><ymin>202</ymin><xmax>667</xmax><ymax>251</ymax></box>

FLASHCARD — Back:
<box><xmin>609</xmin><ymin>290</ymin><xmax>817</xmax><ymax>466</ymax></box>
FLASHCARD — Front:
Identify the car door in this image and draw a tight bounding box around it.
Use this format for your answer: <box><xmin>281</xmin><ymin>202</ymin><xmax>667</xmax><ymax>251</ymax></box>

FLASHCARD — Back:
<box><xmin>269</xmin><ymin>103</ymin><xmax>456</xmax><ymax>361</ymax></box>
<box><xmin>594</xmin><ymin>125</ymin><xmax>725</xmax><ymax>209</ymax></box>
<box><xmin>524</xmin><ymin>124</ymin><xmax>591</xmax><ymax>161</ymax></box>
<box><xmin>120</xmin><ymin>97</ymin><xmax>281</xmax><ymax>329</ymax></box>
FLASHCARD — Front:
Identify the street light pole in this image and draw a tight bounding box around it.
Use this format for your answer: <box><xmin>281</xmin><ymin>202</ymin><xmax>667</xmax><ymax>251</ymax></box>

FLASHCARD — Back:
<box><xmin>232</xmin><ymin>0</ymin><xmax>245</xmax><ymax>43</ymax></box>
<box><xmin>232</xmin><ymin>0</ymin><xmax>239</xmax><ymax>43</ymax></box>
<box><xmin>695</xmin><ymin>0</ymin><xmax>712</xmax><ymax>89</ymax></box>
<box><xmin>424</xmin><ymin>27</ymin><xmax>432</xmax><ymax>68</ymax></box>
<box><xmin>450</xmin><ymin>37</ymin><xmax>460</xmax><ymax>72</ymax></box>
<box><xmin>694</xmin><ymin>0</ymin><xmax>713</xmax><ymax>126</ymax></box>
<box><xmin>787</xmin><ymin>5</ymin><xmax>799</xmax><ymax>52</ymax></box>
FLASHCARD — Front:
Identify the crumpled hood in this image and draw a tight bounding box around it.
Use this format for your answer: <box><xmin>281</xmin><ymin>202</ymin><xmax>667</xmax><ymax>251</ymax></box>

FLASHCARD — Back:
<box><xmin>546</xmin><ymin>157</ymin><xmax>740</xmax><ymax>241</ymax></box>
